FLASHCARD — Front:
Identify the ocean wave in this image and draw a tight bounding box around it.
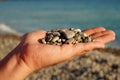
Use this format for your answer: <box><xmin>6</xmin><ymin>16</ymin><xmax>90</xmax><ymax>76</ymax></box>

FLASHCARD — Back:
<box><xmin>0</xmin><ymin>23</ymin><xmax>22</xmax><ymax>35</ymax></box>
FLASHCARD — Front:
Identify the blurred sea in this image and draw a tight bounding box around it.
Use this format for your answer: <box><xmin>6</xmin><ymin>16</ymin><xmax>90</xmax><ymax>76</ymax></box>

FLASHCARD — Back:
<box><xmin>0</xmin><ymin>0</ymin><xmax>120</xmax><ymax>47</ymax></box>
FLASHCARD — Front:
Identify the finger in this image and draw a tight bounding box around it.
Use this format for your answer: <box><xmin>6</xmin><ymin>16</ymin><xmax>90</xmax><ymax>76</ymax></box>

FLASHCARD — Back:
<box><xmin>73</xmin><ymin>41</ymin><xmax>105</xmax><ymax>56</ymax></box>
<box><xmin>82</xmin><ymin>27</ymin><xmax>106</xmax><ymax>35</ymax></box>
<box><xmin>91</xmin><ymin>30</ymin><xmax>115</xmax><ymax>39</ymax></box>
<box><xmin>91</xmin><ymin>31</ymin><xmax>105</xmax><ymax>39</ymax></box>
<box><xmin>93</xmin><ymin>30</ymin><xmax>115</xmax><ymax>43</ymax></box>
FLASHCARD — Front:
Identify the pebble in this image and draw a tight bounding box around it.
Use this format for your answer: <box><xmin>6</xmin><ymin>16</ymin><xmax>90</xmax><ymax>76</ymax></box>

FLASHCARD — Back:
<box><xmin>53</xmin><ymin>32</ymin><xmax>61</xmax><ymax>36</ymax></box>
<box><xmin>52</xmin><ymin>36</ymin><xmax>59</xmax><ymax>42</ymax></box>
<box><xmin>64</xmin><ymin>30</ymin><xmax>75</xmax><ymax>39</ymax></box>
<box><xmin>61</xmin><ymin>39</ymin><xmax>66</xmax><ymax>43</ymax></box>
<box><xmin>41</xmin><ymin>38</ymin><xmax>46</xmax><ymax>44</ymax></box>
<box><xmin>69</xmin><ymin>28</ymin><xmax>74</xmax><ymax>30</ymax></box>
<box><xmin>111</xmin><ymin>64</ymin><xmax>119</xmax><ymax>72</ymax></box>
<box><xmin>65</xmin><ymin>38</ymin><xmax>75</xmax><ymax>44</ymax></box>
<box><xmin>51</xmin><ymin>75</ymin><xmax>58</xmax><ymax>80</ymax></box>
<box><xmin>57</xmin><ymin>39</ymin><xmax>62</xmax><ymax>43</ymax></box>
<box><xmin>74</xmin><ymin>29</ymin><xmax>81</xmax><ymax>33</ymax></box>
<box><xmin>45</xmin><ymin>36</ymin><xmax>52</xmax><ymax>42</ymax></box>
<box><xmin>74</xmin><ymin>35</ymin><xmax>82</xmax><ymax>41</ymax></box>
<box><xmin>79</xmin><ymin>33</ymin><xmax>88</xmax><ymax>37</ymax></box>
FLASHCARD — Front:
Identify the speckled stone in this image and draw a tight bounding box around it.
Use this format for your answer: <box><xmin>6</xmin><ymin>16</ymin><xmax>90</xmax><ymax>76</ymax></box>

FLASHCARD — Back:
<box><xmin>63</xmin><ymin>30</ymin><xmax>75</xmax><ymax>39</ymax></box>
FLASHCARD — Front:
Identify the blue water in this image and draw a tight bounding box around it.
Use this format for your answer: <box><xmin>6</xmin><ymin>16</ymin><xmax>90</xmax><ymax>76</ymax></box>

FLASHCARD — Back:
<box><xmin>0</xmin><ymin>0</ymin><xmax>120</xmax><ymax>47</ymax></box>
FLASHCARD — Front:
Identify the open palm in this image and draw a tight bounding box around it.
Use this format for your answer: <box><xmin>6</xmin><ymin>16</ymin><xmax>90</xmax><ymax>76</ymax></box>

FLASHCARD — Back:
<box><xmin>16</xmin><ymin>27</ymin><xmax>115</xmax><ymax>71</ymax></box>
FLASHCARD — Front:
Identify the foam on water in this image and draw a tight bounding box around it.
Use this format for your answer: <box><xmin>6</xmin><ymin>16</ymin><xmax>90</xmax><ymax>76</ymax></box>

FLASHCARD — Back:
<box><xmin>0</xmin><ymin>23</ymin><xmax>22</xmax><ymax>35</ymax></box>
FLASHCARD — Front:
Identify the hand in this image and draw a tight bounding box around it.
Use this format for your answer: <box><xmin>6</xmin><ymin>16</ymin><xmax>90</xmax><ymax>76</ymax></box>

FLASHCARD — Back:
<box><xmin>15</xmin><ymin>27</ymin><xmax>115</xmax><ymax>71</ymax></box>
<box><xmin>0</xmin><ymin>27</ymin><xmax>115</xmax><ymax>80</ymax></box>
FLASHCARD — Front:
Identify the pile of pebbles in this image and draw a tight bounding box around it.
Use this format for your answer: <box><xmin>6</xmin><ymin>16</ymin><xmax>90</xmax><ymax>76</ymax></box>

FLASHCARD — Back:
<box><xmin>41</xmin><ymin>28</ymin><xmax>93</xmax><ymax>45</ymax></box>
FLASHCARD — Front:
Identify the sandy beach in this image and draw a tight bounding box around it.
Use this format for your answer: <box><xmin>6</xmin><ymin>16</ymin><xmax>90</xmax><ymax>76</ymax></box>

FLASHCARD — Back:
<box><xmin>0</xmin><ymin>33</ymin><xmax>120</xmax><ymax>80</ymax></box>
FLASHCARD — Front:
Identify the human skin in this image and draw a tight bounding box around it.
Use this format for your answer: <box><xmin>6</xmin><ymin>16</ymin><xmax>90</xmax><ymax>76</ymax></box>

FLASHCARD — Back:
<box><xmin>0</xmin><ymin>27</ymin><xmax>115</xmax><ymax>80</ymax></box>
